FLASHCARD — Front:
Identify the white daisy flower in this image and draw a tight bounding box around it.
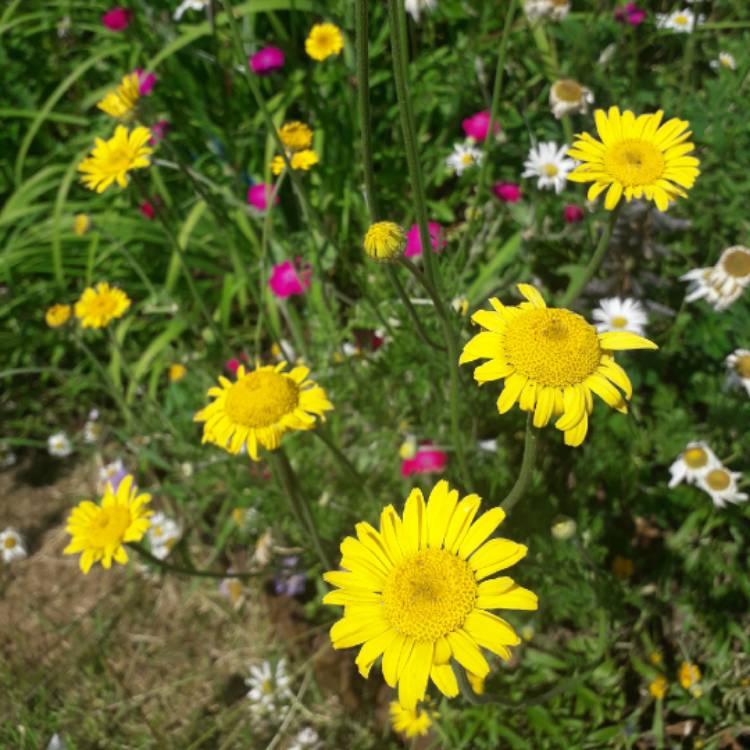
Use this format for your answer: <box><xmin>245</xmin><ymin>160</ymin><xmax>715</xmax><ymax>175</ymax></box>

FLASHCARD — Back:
<box><xmin>681</xmin><ymin>268</ymin><xmax>744</xmax><ymax>312</ymax></box>
<box><xmin>711</xmin><ymin>52</ymin><xmax>737</xmax><ymax>71</ymax></box>
<box><xmin>245</xmin><ymin>658</ymin><xmax>293</xmax><ymax>713</ymax></box>
<box><xmin>405</xmin><ymin>0</ymin><xmax>437</xmax><ymax>22</ymax></box>
<box><xmin>219</xmin><ymin>574</ymin><xmax>245</xmax><ymax>608</ymax></box>
<box><xmin>147</xmin><ymin>512</ymin><xmax>182</xmax><ymax>559</ymax></box>
<box><xmin>83</xmin><ymin>420</ymin><xmax>103</xmax><ymax>444</ymax></box>
<box><xmin>477</xmin><ymin>438</ymin><xmax>497</xmax><ymax>452</ymax></box>
<box><xmin>549</xmin><ymin>0</ymin><xmax>571</xmax><ymax>21</ymax></box>
<box><xmin>549</xmin><ymin>79</ymin><xmax>594</xmax><ymax>119</ymax></box>
<box><xmin>451</xmin><ymin>296</ymin><xmax>469</xmax><ymax>316</ymax></box>
<box><xmin>446</xmin><ymin>141</ymin><xmax>484</xmax><ymax>176</ymax></box>
<box><xmin>696</xmin><ymin>466</ymin><xmax>748</xmax><ymax>509</ymax></box>
<box><xmin>668</xmin><ymin>441</ymin><xmax>721</xmax><ymax>488</ymax></box>
<box><xmin>656</xmin><ymin>9</ymin><xmax>704</xmax><ymax>33</ymax></box>
<box><xmin>524</xmin><ymin>0</ymin><xmax>569</xmax><ymax>21</ymax></box>
<box><xmin>522</xmin><ymin>141</ymin><xmax>575</xmax><ymax>194</ymax></box>
<box><xmin>709</xmin><ymin>246</ymin><xmax>750</xmax><ymax>293</ymax></box>
<box><xmin>48</xmin><ymin>432</ymin><xmax>72</xmax><ymax>458</ymax></box>
<box><xmin>288</xmin><ymin>728</ymin><xmax>320</xmax><ymax>750</ymax></box>
<box><xmin>174</xmin><ymin>0</ymin><xmax>208</xmax><ymax>21</ymax></box>
<box><xmin>591</xmin><ymin>297</ymin><xmax>648</xmax><ymax>336</ymax></box>
<box><xmin>99</xmin><ymin>459</ymin><xmax>125</xmax><ymax>487</ymax></box>
<box><xmin>726</xmin><ymin>349</ymin><xmax>750</xmax><ymax>397</ymax></box>
<box><xmin>1</xmin><ymin>528</ymin><xmax>27</xmax><ymax>563</ymax></box>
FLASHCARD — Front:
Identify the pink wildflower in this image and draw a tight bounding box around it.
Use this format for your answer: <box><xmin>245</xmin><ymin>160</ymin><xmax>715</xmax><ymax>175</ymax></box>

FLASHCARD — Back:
<box><xmin>493</xmin><ymin>182</ymin><xmax>522</xmax><ymax>203</ymax></box>
<box><xmin>401</xmin><ymin>444</ymin><xmax>448</xmax><ymax>477</ymax></box>
<box><xmin>149</xmin><ymin>120</ymin><xmax>169</xmax><ymax>145</ymax></box>
<box><xmin>249</xmin><ymin>47</ymin><xmax>285</xmax><ymax>75</ymax></box>
<box><xmin>101</xmin><ymin>7</ymin><xmax>132</xmax><ymax>31</ymax></box>
<box><xmin>268</xmin><ymin>259</ymin><xmax>311</xmax><ymax>299</ymax></box>
<box><xmin>140</xmin><ymin>201</ymin><xmax>155</xmax><ymax>220</ymax></box>
<box><xmin>615</xmin><ymin>3</ymin><xmax>646</xmax><ymax>26</ymax></box>
<box><xmin>563</xmin><ymin>204</ymin><xmax>585</xmax><ymax>223</ymax></box>
<box><xmin>134</xmin><ymin>68</ymin><xmax>156</xmax><ymax>96</ymax></box>
<box><xmin>404</xmin><ymin>222</ymin><xmax>445</xmax><ymax>258</ymax></box>
<box><xmin>247</xmin><ymin>183</ymin><xmax>279</xmax><ymax>212</ymax></box>
<box><xmin>461</xmin><ymin>110</ymin><xmax>500</xmax><ymax>142</ymax></box>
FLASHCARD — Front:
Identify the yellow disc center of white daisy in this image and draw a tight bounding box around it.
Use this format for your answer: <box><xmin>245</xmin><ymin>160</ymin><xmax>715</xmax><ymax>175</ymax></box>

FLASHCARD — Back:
<box><xmin>91</xmin><ymin>506</ymin><xmax>132</xmax><ymax>547</ymax></box>
<box><xmin>683</xmin><ymin>447</ymin><xmax>708</xmax><ymax>469</ymax></box>
<box><xmin>705</xmin><ymin>468</ymin><xmax>730</xmax><ymax>491</ymax></box>
<box><xmin>543</xmin><ymin>163</ymin><xmax>559</xmax><ymax>177</ymax></box>
<box><xmin>722</xmin><ymin>249</ymin><xmax>750</xmax><ymax>278</ymax></box>
<box><xmin>610</xmin><ymin>315</ymin><xmax>628</xmax><ymax>328</ymax></box>
<box><xmin>503</xmin><ymin>308</ymin><xmax>601</xmax><ymax>388</ymax></box>
<box><xmin>4</xmin><ymin>536</ymin><xmax>17</xmax><ymax>549</ymax></box>
<box><xmin>735</xmin><ymin>355</ymin><xmax>750</xmax><ymax>379</ymax></box>
<box><xmin>261</xmin><ymin>679</ymin><xmax>273</xmax><ymax>694</ymax></box>
<box><xmin>603</xmin><ymin>140</ymin><xmax>665</xmax><ymax>187</ymax></box>
<box><xmin>461</xmin><ymin>153</ymin><xmax>474</xmax><ymax>165</ymax></box>
<box><xmin>553</xmin><ymin>80</ymin><xmax>582</xmax><ymax>103</ymax></box>
<box><xmin>224</xmin><ymin>371</ymin><xmax>299</xmax><ymax>428</ymax></box>
<box><xmin>675</xmin><ymin>14</ymin><xmax>688</xmax><ymax>25</ymax></box>
<box><xmin>382</xmin><ymin>549</ymin><xmax>477</xmax><ymax>641</ymax></box>
<box><xmin>227</xmin><ymin>579</ymin><xmax>243</xmax><ymax>601</ymax></box>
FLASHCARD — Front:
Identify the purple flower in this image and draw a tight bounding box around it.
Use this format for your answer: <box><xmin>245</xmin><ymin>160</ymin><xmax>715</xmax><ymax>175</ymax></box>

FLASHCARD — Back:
<box><xmin>249</xmin><ymin>46</ymin><xmax>285</xmax><ymax>75</ymax></box>
<box><xmin>149</xmin><ymin>119</ymin><xmax>169</xmax><ymax>145</ymax></box>
<box><xmin>268</xmin><ymin>259</ymin><xmax>311</xmax><ymax>298</ymax></box>
<box><xmin>493</xmin><ymin>182</ymin><xmax>522</xmax><ymax>203</ymax></box>
<box><xmin>404</xmin><ymin>222</ymin><xmax>445</xmax><ymax>258</ymax></box>
<box><xmin>615</xmin><ymin>3</ymin><xmax>646</xmax><ymax>26</ymax></box>
<box><xmin>102</xmin><ymin>7</ymin><xmax>132</xmax><ymax>31</ymax></box>
<box><xmin>247</xmin><ymin>183</ymin><xmax>279</xmax><ymax>212</ymax></box>
<box><xmin>134</xmin><ymin>68</ymin><xmax>156</xmax><ymax>96</ymax></box>
<box><xmin>461</xmin><ymin>110</ymin><xmax>500</xmax><ymax>142</ymax></box>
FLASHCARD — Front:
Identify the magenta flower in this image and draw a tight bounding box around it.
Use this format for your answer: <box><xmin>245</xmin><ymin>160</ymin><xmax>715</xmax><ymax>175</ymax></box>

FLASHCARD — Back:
<box><xmin>134</xmin><ymin>68</ymin><xmax>156</xmax><ymax>96</ymax></box>
<box><xmin>401</xmin><ymin>444</ymin><xmax>448</xmax><ymax>477</ymax></box>
<box><xmin>563</xmin><ymin>204</ymin><xmax>585</xmax><ymax>223</ymax></box>
<box><xmin>101</xmin><ymin>7</ymin><xmax>132</xmax><ymax>31</ymax></box>
<box><xmin>149</xmin><ymin>120</ymin><xmax>169</xmax><ymax>145</ymax></box>
<box><xmin>404</xmin><ymin>222</ymin><xmax>445</xmax><ymax>258</ymax></box>
<box><xmin>492</xmin><ymin>182</ymin><xmax>522</xmax><ymax>203</ymax></box>
<box><xmin>140</xmin><ymin>201</ymin><xmax>155</xmax><ymax>220</ymax></box>
<box><xmin>615</xmin><ymin>3</ymin><xmax>646</xmax><ymax>26</ymax></box>
<box><xmin>249</xmin><ymin>46</ymin><xmax>285</xmax><ymax>75</ymax></box>
<box><xmin>461</xmin><ymin>110</ymin><xmax>500</xmax><ymax>142</ymax></box>
<box><xmin>247</xmin><ymin>183</ymin><xmax>280</xmax><ymax>212</ymax></box>
<box><xmin>268</xmin><ymin>259</ymin><xmax>311</xmax><ymax>298</ymax></box>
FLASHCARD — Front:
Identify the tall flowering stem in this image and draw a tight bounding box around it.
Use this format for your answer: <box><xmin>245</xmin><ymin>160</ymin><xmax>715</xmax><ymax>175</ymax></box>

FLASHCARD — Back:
<box><xmin>501</xmin><ymin>414</ymin><xmax>538</xmax><ymax>514</ymax></box>
<box><xmin>355</xmin><ymin>0</ymin><xmax>379</xmax><ymax>220</ymax></box>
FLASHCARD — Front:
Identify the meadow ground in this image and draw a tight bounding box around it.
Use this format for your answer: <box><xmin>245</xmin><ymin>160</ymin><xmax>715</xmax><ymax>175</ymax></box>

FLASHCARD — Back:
<box><xmin>2</xmin><ymin>0</ymin><xmax>750</xmax><ymax>748</ymax></box>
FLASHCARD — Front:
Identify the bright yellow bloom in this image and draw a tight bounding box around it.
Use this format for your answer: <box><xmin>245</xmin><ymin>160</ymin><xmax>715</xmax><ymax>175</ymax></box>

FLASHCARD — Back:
<box><xmin>649</xmin><ymin>675</ymin><xmax>668</xmax><ymax>700</ymax></box>
<box><xmin>73</xmin><ymin>214</ymin><xmax>91</xmax><ymax>236</ymax></box>
<box><xmin>467</xmin><ymin>671</ymin><xmax>486</xmax><ymax>694</ymax></box>
<box><xmin>63</xmin><ymin>475</ymin><xmax>152</xmax><ymax>574</ymax></box>
<box><xmin>96</xmin><ymin>73</ymin><xmax>140</xmax><ymax>119</ymax></box>
<box><xmin>460</xmin><ymin>284</ymin><xmax>658</xmax><ymax>446</ymax></box>
<box><xmin>305</xmin><ymin>23</ymin><xmax>344</xmax><ymax>61</ymax></box>
<box><xmin>78</xmin><ymin>125</ymin><xmax>152</xmax><ymax>193</ymax></box>
<box><xmin>168</xmin><ymin>363</ymin><xmax>187</xmax><ymax>382</ymax></box>
<box><xmin>324</xmin><ymin>480</ymin><xmax>538</xmax><ymax>710</ymax></box>
<box><xmin>567</xmin><ymin>106</ymin><xmax>700</xmax><ymax>211</ymax></box>
<box><xmin>194</xmin><ymin>362</ymin><xmax>333</xmax><ymax>461</ymax></box>
<box><xmin>45</xmin><ymin>304</ymin><xmax>71</xmax><ymax>328</ymax></box>
<box><xmin>74</xmin><ymin>282</ymin><xmax>131</xmax><ymax>329</ymax></box>
<box><xmin>271</xmin><ymin>149</ymin><xmax>320</xmax><ymax>175</ymax></box>
<box><xmin>679</xmin><ymin>662</ymin><xmax>701</xmax><ymax>690</ymax></box>
<box><xmin>389</xmin><ymin>702</ymin><xmax>435</xmax><ymax>738</ymax></box>
<box><xmin>363</xmin><ymin>221</ymin><xmax>405</xmax><ymax>261</ymax></box>
<box><xmin>278</xmin><ymin>121</ymin><xmax>313</xmax><ymax>152</ymax></box>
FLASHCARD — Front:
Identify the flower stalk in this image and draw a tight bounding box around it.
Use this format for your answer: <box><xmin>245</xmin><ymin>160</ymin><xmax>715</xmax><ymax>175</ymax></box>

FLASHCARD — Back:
<box><xmin>501</xmin><ymin>413</ymin><xmax>538</xmax><ymax>513</ymax></box>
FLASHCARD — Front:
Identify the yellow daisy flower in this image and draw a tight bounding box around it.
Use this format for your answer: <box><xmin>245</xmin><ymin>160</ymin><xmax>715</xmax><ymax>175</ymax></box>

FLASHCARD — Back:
<box><xmin>389</xmin><ymin>702</ymin><xmax>435</xmax><ymax>738</ymax></box>
<box><xmin>194</xmin><ymin>362</ymin><xmax>333</xmax><ymax>460</ymax></box>
<box><xmin>278</xmin><ymin>121</ymin><xmax>313</xmax><ymax>152</ymax></box>
<box><xmin>45</xmin><ymin>303</ymin><xmax>71</xmax><ymax>328</ymax></box>
<box><xmin>73</xmin><ymin>214</ymin><xmax>91</xmax><ymax>236</ymax></box>
<box><xmin>363</xmin><ymin>221</ymin><xmax>405</xmax><ymax>261</ymax></box>
<box><xmin>74</xmin><ymin>282</ymin><xmax>131</xmax><ymax>329</ymax></box>
<box><xmin>168</xmin><ymin>363</ymin><xmax>187</xmax><ymax>382</ymax></box>
<box><xmin>459</xmin><ymin>284</ymin><xmax>657</xmax><ymax>447</ymax></box>
<box><xmin>649</xmin><ymin>675</ymin><xmax>668</xmax><ymax>700</ymax></box>
<box><xmin>679</xmin><ymin>662</ymin><xmax>701</xmax><ymax>690</ymax></box>
<box><xmin>271</xmin><ymin>149</ymin><xmax>320</xmax><ymax>175</ymax></box>
<box><xmin>305</xmin><ymin>22</ymin><xmax>344</xmax><ymax>61</ymax></box>
<box><xmin>323</xmin><ymin>480</ymin><xmax>538</xmax><ymax>710</ymax></box>
<box><xmin>96</xmin><ymin>72</ymin><xmax>140</xmax><ymax>119</ymax></box>
<box><xmin>567</xmin><ymin>106</ymin><xmax>700</xmax><ymax>211</ymax></box>
<box><xmin>78</xmin><ymin>125</ymin><xmax>152</xmax><ymax>193</ymax></box>
<box><xmin>63</xmin><ymin>474</ymin><xmax>152</xmax><ymax>574</ymax></box>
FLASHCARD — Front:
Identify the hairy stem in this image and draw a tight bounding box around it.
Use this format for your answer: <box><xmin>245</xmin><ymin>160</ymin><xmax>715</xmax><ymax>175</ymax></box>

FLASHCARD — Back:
<box><xmin>501</xmin><ymin>413</ymin><xmax>538</xmax><ymax>513</ymax></box>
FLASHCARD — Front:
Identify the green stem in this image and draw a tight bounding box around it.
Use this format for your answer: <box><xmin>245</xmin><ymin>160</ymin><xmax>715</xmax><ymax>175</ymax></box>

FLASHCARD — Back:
<box><xmin>129</xmin><ymin>542</ymin><xmax>261</xmax><ymax>579</ymax></box>
<box><xmin>269</xmin><ymin>449</ymin><xmax>331</xmax><ymax>569</ymax></box>
<box><xmin>385</xmin><ymin>265</ymin><xmax>445</xmax><ymax>352</ymax></box>
<box><xmin>355</xmin><ymin>0</ymin><xmax>379</xmax><ymax>220</ymax></box>
<box><xmin>560</xmin><ymin>206</ymin><xmax>620</xmax><ymax>307</ymax></box>
<box><xmin>501</xmin><ymin>413</ymin><xmax>537</xmax><ymax>514</ymax></box>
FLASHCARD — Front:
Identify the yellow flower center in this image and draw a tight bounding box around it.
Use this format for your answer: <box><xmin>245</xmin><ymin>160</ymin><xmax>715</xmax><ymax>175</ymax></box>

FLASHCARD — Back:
<box><xmin>543</xmin><ymin>163</ymin><xmax>559</xmax><ymax>177</ymax></box>
<box><xmin>610</xmin><ymin>315</ymin><xmax>628</xmax><ymax>328</ymax></box>
<box><xmin>461</xmin><ymin>153</ymin><xmax>474</xmax><ymax>165</ymax></box>
<box><xmin>313</xmin><ymin>30</ymin><xmax>336</xmax><ymax>52</ymax></box>
<box><xmin>88</xmin><ymin>293</ymin><xmax>120</xmax><ymax>318</ymax></box>
<box><xmin>91</xmin><ymin>505</ymin><xmax>132</xmax><ymax>547</ymax></box>
<box><xmin>705</xmin><ymin>468</ymin><xmax>730</xmax><ymax>491</ymax></box>
<box><xmin>683</xmin><ymin>447</ymin><xmax>708</xmax><ymax>469</ymax></box>
<box><xmin>553</xmin><ymin>79</ymin><xmax>583</xmax><ymax>103</ymax></box>
<box><xmin>227</xmin><ymin>579</ymin><xmax>243</xmax><ymax>602</ymax></box>
<box><xmin>382</xmin><ymin>548</ymin><xmax>477</xmax><ymax>642</ymax></box>
<box><xmin>675</xmin><ymin>14</ymin><xmax>688</xmax><ymax>25</ymax></box>
<box><xmin>105</xmin><ymin>145</ymin><xmax>137</xmax><ymax>175</ymax></box>
<box><xmin>261</xmin><ymin>679</ymin><xmax>273</xmax><ymax>694</ymax></box>
<box><xmin>224</xmin><ymin>371</ymin><xmax>299</xmax><ymax>428</ymax></box>
<box><xmin>503</xmin><ymin>308</ymin><xmax>602</xmax><ymax>388</ymax></box>
<box><xmin>4</xmin><ymin>536</ymin><xmax>17</xmax><ymax>549</ymax></box>
<box><xmin>721</xmin><ymin>249</ymin><xmax>750</xmax><ymax>278</ymax></box>
<box><xmin>604</xmin><ymin>140</ymin><xmax>665</xmax><ymax>187</ymax></box>
<box><xmin>734</xmin><ymin>355</ymin><xmax>750</xmax><ymax>379</ymax></box>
